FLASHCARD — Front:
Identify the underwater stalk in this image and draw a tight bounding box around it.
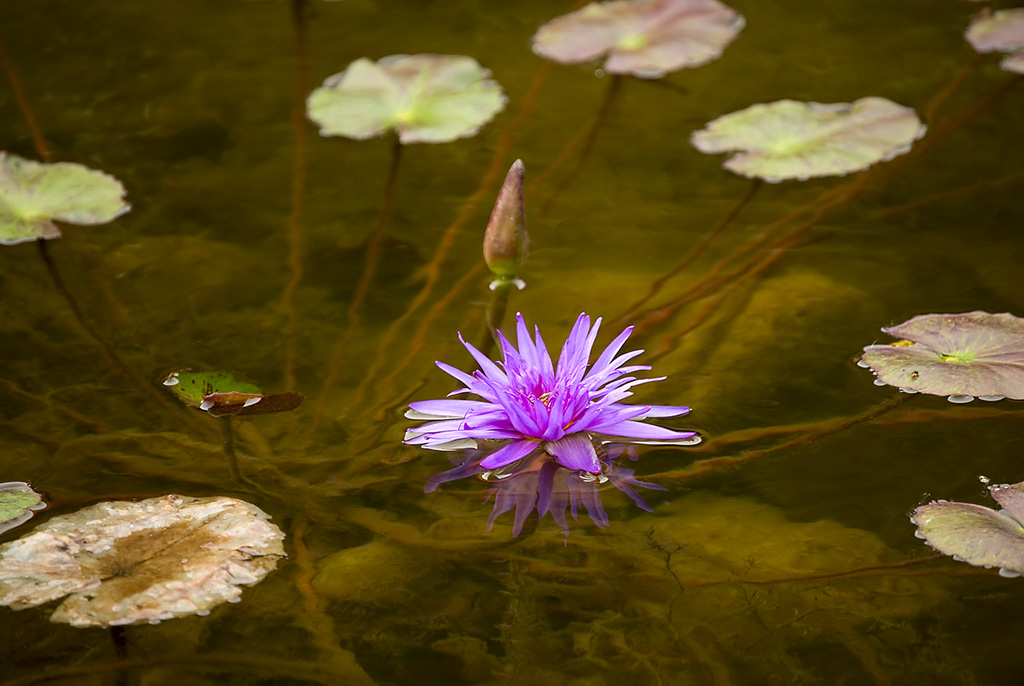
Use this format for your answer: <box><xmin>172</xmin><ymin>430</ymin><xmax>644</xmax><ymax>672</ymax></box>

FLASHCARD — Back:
<box><xmin>280</xmin><ymin>0</ymin><xmax>311</xmax><ymax>393</ymax></box>
<box><xmin>345</xmin><ymin>64</ymin><xmax>555</xmax><ymax>417</ymax></box>
<box><xmin>531</xmin><ymin>74</ymin><xmax>623</xmax><ymax>218</ymax></box>
<box><xmin>306</xmin><ymin>137</ymin><xmax>403</xmax><ymax>442</ymax></box>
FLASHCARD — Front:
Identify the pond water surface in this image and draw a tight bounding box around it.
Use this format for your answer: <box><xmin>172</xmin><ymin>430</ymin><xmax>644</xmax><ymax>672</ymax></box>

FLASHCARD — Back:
<box><xmin>1</xmin><ymin>1</ymin><xmax>1023</xmax><ymax>684</ymax></box>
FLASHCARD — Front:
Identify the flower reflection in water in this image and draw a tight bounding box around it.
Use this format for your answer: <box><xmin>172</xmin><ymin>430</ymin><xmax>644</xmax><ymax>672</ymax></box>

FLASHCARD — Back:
<box><xmin>426</xmin><ymin>444</ymin><xmax>691</xmax><ymax>536</ymax></box>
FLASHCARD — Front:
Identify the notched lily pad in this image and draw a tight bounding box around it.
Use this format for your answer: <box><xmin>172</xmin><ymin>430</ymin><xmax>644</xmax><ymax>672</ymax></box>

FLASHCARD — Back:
<box><xmin>163</xmin><ymin>370</ymin><xmax>303</xmax><ymax>418</ymax></box>
<box><xmin>306</xmin><ymin>54</ymin><xmax>507</xmax><ymax>144</ymax></box>
<box><xmin>0</xmin><ymin>152</ymin><xmax>130</xmax><ymax>245</ymax></box>
<box><xmin>859</xmin><ymin>311</ymin><xmax>1024</xmax><ymax>402</ymax></box>
<box><xmin>0</xmin><ymin>483</ymin><xmax>45</xmax><ymax>536</ymax></box>
<box><xmin>966</xmin><ymin>8</ymin><xmax>1024</xmax><ymax>75</ymax></box>
<box><xmin>912</xmin><ymin>481</ymin><xmax>1024</xmax><ymax>578</ymax></box>
<box><xmin>0</xmin><ymin>494</ymin><xmax>286</xmax><ymax>627</ymax></box>
<box><xmin>532</xmin><ymin>0</ymin><xmax>744</xmax><ymax>78</ymax></box>
<box><xmin>690</xmin><ymin>97</ymin><xmax>926</xmax><ymax>182</ymax></box>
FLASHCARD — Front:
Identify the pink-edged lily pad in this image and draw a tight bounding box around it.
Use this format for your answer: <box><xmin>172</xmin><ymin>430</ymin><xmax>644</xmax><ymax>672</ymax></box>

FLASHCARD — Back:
<box><xmin>306</xmin><ymin>55</ymin><xmax>507</xmax><ymax>144</ymax></box>
<box><xmin>0</xmin><ymin>152</ymin><xmax>130</xmax><ymax>245</ymax></box>
<box><xmin>532</xmin><ymin>0</ymin><xmax>744</xmax><ymax>78</ymax></box>
<box><xmin>162</xmin><ymin>370</ymin><xmax>303</xmax><ymax>418</ymax></box>
<box><xmin>690</xmin><ymin>97</ymin><xmax>926</xmax><ymax>182</ymax></box>
<box><xmin>859</xmin><ymin>311</ymin><xmax>1024</xmax><ymax>403</ymax></box>
<box><xmin>966</xmin><ymin>8</ymin><xmax>1024</xmax><ymax>75</ymax></box>
<box><xmin>912</xmin><ymin>480</ymin><xmax>1024</xmax><ymax>578</ymax></box>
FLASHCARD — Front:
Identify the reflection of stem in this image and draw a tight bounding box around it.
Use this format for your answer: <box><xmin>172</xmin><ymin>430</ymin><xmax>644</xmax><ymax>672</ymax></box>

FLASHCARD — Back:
<box><xmin>109</xmin><ymin>626</ymin><xmax>129</xmax><ymax>686</ymax></box>
<box><xmin>36</xmin><ymin>240</ymin><xmax>211</xmax><ymax>437</ymax></box>
<box><xmin>530</xmin><ymin>74</ymin><xmax>623</xmax><ymax>219</ymax></box>
<box><xmin>0</xmin><ymin>39</ymin><xmax>51</xmax><ymax>162</ymax></box>
<box><xmin>306</xmin><ymin>138</ymin><xmax>403</xmax><ymax>441</ymax></box>
<box><xmin>220</xmin><ymin>417</ymin><xmax>274</xmax><ymax>500</ymax></box>
<box><xmin>221</xmin><ymin>416</ymin><xmax>243</xmax><ymax>483</ymax></box>
<box><xmin>291</xmin><ymin>515</ymin><xmax>366</xmax><ymax>673</ymax></box>
<box><xmin>281</xmin><ymin>0</ymin><xmax>311</xmax><ymax>393</ymax></box>
<box><xmin>656</xmin><ymin>395</ymin><xmax>911</xmax><ymax>483</ymax></box>
<box><xmin>346</xmin><ymin>63</ymin><xmax>556</xmax><ymax>416</ymax></box>
<box><xmin>615</xmin><ymin>178</ymin><xmax>762</xmax><ymax>328</ymax></box>
<box><xmin>219</xmin><ymin>418</ymin><xmax>284</xmax><ymax>505</ymax></box>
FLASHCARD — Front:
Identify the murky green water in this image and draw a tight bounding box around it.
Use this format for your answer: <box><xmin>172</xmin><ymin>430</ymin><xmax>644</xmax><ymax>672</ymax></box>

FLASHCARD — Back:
<box><xmin>1</xmin><ymin>0</ymin><xmax>1023</xmax><ymax>683</ymax></box>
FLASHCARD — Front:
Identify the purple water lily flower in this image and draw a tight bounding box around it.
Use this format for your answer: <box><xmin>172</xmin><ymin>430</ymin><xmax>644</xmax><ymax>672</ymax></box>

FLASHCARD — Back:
<box><xmin>405</xmin><ymin>312</ymin><xmax>697</xmax><ymax>473</ymax></box>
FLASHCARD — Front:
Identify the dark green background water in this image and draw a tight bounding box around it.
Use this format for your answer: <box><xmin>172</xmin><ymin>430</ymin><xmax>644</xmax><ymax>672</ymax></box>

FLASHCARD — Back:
<box><xmin>1</xmin><ymin>0</ymin><xmax>1023</xmax><ymax>683</ymax></box>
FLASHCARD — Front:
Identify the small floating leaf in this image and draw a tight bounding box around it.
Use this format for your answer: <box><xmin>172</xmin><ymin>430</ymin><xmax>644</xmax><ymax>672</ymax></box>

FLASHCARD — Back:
<box><xmin>913</xmin><ymin>482</ymin><xmax>1024</xmax><ymax>576</ymax></box>
<box><xmin>859</xmin><ymin>311</ymin><xmax>1024</xmax><ymax>400</ymax></box>
<box><xmin>0</xmin><ymin>152</ymin><xmax>130</xmax><ymax>245</ymax></box>
<box><xmin>202</xmin><ymin>390</ymin><xmax>305</xmax><ymax>418</ymax></box>
<box><xmin>163</xmin><ymin>370</ymin><xmax>261</xmax><ymax>407</ymax></box>
<box><xmin>966</xmin><ymin>8</ymin><xmax>1024</xmax><ymax>74</ymax></box>
<box><xmin>163</xmin><ymin>370</ymin><xmax>303</xmax><ymax>417</ymax></box>
<box><xmin>0</xmin><ymin>483</ymin><xmax>45</xmax><ymax>536</ymax></box>
<box><xmin>307</xmin><ymin>55</ymin><xmax>507</xmax><ymax>144</ymax></box>
<box><xmin>532</xmin><ymin>0</ymin><xmax>744</xmax><ymax>78</ymax></box>
<box><xmin>0</xmin><ymin>494</ymin><xmax>286</xmax><ymax>627</ymax></box>
<box><xmin>690</xmin><ymin>97</ymin><xmax>926</xmax><ymax>182</ymax></box>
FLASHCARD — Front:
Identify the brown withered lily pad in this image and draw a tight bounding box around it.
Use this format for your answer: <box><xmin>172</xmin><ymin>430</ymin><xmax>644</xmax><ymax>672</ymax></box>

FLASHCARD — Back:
<box><xmin>0</xmin><ymin>495</ymin><xmax>285</xmax><ymax>627</ymax></box>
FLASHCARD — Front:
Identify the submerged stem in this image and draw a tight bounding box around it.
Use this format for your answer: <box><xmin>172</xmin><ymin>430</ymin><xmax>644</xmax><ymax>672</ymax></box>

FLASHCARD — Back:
<box><xmin>614</xmin><ymin>177</ymin><xmax>762</xmax><ymax>328</ymax></box>
<box><xmin>655</xmin><ymin>395</ymin><xmax>912</xmax><ymax>483</ymax></box>
<box><xmin>475</xmin><ymin>278</ymin><xmax>515</xmax><ymax>357</ymax></box>
<box><xmin>347</xmin><ymin>62</ymin><xmax>556</xmax><ymax>417</ymax></box>
<box><xmin>281</xmin><ymin>0</ymin><xmax>311</xmax><ymax>393</ymax></box>
<box><xmin>36</xmin><ymin>240</ymin><xmax>211</xmax><ymax>438</ymax></box>
<box><xmin>531</xmin><ymin>74</ymin><xmax>623</xmax><ymax>218</ymax></box>
<box><xmin>0</xmin><ymin>38</ymin><xmax>51</xmax><ymax>162</ymax></box>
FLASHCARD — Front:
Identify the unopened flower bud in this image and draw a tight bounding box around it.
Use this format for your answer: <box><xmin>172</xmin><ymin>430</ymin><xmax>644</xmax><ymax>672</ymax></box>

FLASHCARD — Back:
<box><xmin>483</xmin><ymin>159</ymin><xmax>527</xmax><ymax>281</ymax></box>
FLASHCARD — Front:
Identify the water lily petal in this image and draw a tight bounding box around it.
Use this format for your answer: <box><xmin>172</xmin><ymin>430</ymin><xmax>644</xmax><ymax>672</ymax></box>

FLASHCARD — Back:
<box><xmin>547</xmin><ymin>433</ymin><xmax>601</xmax><ymax>472</ymax></box>
<box><xmin>480</xmin><ymin>439</ymin><xmax>542</xmax><ymax>470</ymax></box>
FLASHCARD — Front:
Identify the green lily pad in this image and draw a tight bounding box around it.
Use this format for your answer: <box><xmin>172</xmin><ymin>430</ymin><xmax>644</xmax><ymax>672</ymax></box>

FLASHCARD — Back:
<box><xmin>859</xmin><ymin>311</ymin><xmax>1024</xmax><ymax>402</ymax></box>
<box><xmin>0</xmin><ymin>483</ymin><xmax>45</xmax><ymax>536</ymax></box>
<box><xmin>306</xmin><ymin>55</ymin><xmax>507</xmax><ymax>144</ymax></box>
<box><xmin>0</xmin><ymin>152</ymin><xmax>130</xmax><ymax>245</ymax></box>
<box><xmin>532</xmin><ymin>0</ymin><xmax>745</xmax><ymax>78</ymax></box>
<box><xmin>912</xmin><ymin>481</ymin><xmax>1024</xmax><ymax>578</ymax></box>
<box><xmin>162</xmin><ymin>370</ymin><xmax>303</xmax><ymax>418</ymax></box>
<box><xmin>0</xmin><ymin>494</ymin><xmax>286</xmax><ymax>627</ymax></box>
<box><xmin>690</xmin><ymin>97</ymin><xmax>926</xmax><ymax>182</ymax></box>
<box><xmin>966</xmin><ymin>8</ymin><xmax>1024</xmax><ymax>74</ymax></box>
